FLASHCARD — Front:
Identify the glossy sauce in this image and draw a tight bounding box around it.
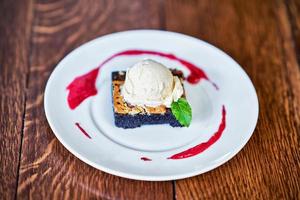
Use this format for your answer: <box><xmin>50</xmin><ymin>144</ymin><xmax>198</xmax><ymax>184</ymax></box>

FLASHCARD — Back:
<box><xmin>168</xmin><ymin>105</ymin><xmax>226</xmax><ymax>159</ymax></box>
<box><xmin>75</xmin><ymin>122</ymin><xmax>92</xmax><ymax>139</ymax></box>
<box><xmin>140</xmin><ymin>157</ymin><xmax>152</xmax><ymax>161</ymax></box>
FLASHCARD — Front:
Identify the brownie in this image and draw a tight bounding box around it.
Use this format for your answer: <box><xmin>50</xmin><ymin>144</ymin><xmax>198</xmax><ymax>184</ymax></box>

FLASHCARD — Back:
<box><xmin>112</xmin><ymin>70</ymin><xmax>185</xmax><ymax>129</ymax></box>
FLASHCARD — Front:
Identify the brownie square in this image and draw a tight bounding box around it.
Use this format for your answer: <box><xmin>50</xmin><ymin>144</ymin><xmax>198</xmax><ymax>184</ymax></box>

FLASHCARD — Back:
<box><xmin>112</xmin><ymin>70</ymin><xmax>185</xmax><ymax>129</ymax></box>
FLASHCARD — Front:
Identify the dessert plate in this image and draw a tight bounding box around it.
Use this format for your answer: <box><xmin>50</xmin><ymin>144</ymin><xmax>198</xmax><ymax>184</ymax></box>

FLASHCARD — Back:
<box><xmin>44</xmin><ymin>30</ymin><xmax>259</xmax><ymax>181</ymax></box>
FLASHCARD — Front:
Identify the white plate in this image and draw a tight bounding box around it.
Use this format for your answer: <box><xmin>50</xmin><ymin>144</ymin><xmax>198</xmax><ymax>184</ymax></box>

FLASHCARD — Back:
<box><xmin>44</xmin><ymin>30</ymin><xmax>258</xmax><ymax>181</ymax></box>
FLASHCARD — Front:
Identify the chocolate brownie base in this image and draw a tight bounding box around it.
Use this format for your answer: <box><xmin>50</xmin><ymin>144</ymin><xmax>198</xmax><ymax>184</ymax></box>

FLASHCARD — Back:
<box><xmin>114</xmin><ymin>109</ymin><xmax>182</xmax><ymax>129</ymax></box>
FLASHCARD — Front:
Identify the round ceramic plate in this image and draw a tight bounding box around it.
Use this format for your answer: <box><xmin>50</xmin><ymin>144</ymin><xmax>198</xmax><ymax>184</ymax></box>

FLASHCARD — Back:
<box><xmin>44</xmin><ymin>30</ymin><xmax>259</xmax><ymax>181</ymax></box>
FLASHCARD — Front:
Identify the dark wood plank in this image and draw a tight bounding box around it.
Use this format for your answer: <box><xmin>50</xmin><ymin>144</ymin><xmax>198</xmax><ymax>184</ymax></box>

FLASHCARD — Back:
<box><xmin>0</xmin><ymin>1</ymin><xmax>33</xmax><ymax>199</ymax></box>
<box><xmin>286</xmin><ymin>0</ymin><xmax>300</xmax><ymax>64</ymax></box>
<box><xmin>165</xmin><ymin>0</ymin><xmax>300</xmax><ymax>199</ymax></box>
<box><xmin>17</xmin><ymin>0</ymin><xmax>173</xmax><ymax>199</ymax></box>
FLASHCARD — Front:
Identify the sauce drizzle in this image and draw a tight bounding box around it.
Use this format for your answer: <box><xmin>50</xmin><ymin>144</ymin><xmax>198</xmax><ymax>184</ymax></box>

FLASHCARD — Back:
<box><xmin>75</xmin><ymin>122</ymin><xmax>92</xmax><ymax>139</ymax></box>
<box><xmin>168</xmin><ymin>105</ymin><xmax>226</xmax><ymax>159</ymax></box>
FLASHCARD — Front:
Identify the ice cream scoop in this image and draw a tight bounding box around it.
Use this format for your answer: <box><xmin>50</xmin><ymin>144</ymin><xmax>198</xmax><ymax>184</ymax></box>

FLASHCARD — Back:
<box><xmin>121</xmin><ymin>59</ymin><xmax>183</xmax><ymax>107</ymax></box>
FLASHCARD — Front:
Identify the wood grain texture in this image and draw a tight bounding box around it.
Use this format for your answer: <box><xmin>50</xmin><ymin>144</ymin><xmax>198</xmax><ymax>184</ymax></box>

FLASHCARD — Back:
<box><xmin>0</xmin><ymin>0</ymin><xmax>297</xmax><ymax>199</ymax></box>
<box><xmin>17</xmin><ymin>0</ymin><xmax>172</xmax><ymax>199</ymax></box>
<box><xmin>0</xmin><ymin>0</ymin><xmax>33</xmax><ymax>199</ymax></box>
<box><xmin>286</xmin><ymin>0</ymin><xmax>300</xmax><ymax>64</ymax></box>
<box><xmin>164</xmin><ymin>0</ymin><xmax>300</xmax><ymax>199</ymax></box>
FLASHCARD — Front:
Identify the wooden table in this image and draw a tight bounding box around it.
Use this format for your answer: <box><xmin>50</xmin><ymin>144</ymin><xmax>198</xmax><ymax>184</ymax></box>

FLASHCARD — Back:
<box><xmin>1</xmin><ymin>0</ymin><xmax>299</xmax><ymax>199</ymax></box>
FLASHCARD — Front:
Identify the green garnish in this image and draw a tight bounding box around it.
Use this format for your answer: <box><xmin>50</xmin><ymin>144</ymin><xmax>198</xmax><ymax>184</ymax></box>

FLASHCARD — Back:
<box><xmin>171</xmin><ymin>98</ymin><xmax>192</xmax><ymax>127</ymax></box>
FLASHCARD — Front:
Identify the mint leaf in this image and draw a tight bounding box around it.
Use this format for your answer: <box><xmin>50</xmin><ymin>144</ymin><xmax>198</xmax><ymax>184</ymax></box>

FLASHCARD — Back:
<box><xmin>171</xmin><ymin>98</ymin><xmax>192</xmax><ymax>127</ymax></box>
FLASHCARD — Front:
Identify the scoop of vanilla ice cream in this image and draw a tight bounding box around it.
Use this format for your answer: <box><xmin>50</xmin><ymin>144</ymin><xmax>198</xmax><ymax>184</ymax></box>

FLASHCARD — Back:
<box><xmin>121</xmin><ymin>59</ymin><xmax>183</xmax><ymax>107</ymax></box>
